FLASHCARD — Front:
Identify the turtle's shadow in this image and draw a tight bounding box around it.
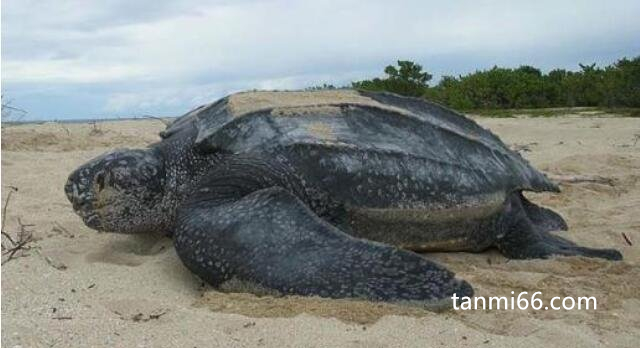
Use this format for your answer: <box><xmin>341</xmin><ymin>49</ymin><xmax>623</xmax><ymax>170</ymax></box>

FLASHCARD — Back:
<box><xmin>84</xmin><ymin>232</ymin><xmax>204</xmax><ymax>295</ymax></box>
<box><xmin>85</xmin><ymin>232</ymin><xmax>172</xmax><ymax>266</ymax></box>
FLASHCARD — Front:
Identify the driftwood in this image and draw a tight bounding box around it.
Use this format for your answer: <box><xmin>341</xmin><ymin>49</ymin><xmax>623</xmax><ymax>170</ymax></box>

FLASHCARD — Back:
<box><xmin>547</xmin><ymin>174</ymin><xmax>615</xmax><ymax>186</ymax></box>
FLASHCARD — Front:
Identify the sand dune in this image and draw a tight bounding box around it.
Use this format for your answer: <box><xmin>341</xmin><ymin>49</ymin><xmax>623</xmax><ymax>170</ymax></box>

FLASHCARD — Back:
<box><xmin>2</xmin><ymin>116</ymin><xmax>638</xmax><ymax>347</ymax></box>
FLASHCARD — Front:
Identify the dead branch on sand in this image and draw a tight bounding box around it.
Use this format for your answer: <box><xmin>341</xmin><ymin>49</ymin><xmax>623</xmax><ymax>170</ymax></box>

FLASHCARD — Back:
<box><xmin>52</xmin><ymin>221</ymin><xmax>74</xmax><ymax>238</ymax></box>
<box><xmin>1</xmin><ymin>186</ymin><xmax>35</xmax><ymax>265</ymax></box>
<box><xmin>547</xmin><ymin>174</ymin><xmax>615</xmax><ymax>186</ymax></box>
<box><xmin>38</xmin><ymin>250</ymin><xmax>68</xmax><ymax>270</ymax></box>
<box><xmin>622</xmin><ymin>232</ymin><xmax>633</xmax><ymax>246</ymax></box>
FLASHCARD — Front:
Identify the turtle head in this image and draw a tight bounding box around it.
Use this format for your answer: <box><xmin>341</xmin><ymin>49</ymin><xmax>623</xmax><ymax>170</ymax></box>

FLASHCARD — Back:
<box><xmin>65</xmin><ymin>148</ymin><xmax>167</xmax><ymax>234</ymax></box>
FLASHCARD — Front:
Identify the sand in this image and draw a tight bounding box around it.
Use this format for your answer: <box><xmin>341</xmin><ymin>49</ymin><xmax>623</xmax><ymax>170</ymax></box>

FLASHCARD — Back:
<box><xmin>1</xmin><ymin>115</ymin><xmax>639</xmax><ymax>347</ymax></box>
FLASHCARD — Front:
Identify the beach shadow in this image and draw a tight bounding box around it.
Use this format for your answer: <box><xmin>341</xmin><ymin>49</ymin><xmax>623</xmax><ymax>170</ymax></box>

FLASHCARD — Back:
<box><xmin>85</xmin><ymin>232</ymin><xmax>171</xmax><ymax>266</ymax></box>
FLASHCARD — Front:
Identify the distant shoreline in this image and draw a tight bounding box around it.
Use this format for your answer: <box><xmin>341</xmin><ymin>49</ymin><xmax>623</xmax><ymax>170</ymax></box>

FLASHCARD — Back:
<box><xmin>3</xmin><ymin>106</ymin><xmax>639</xmax><ymax>125</ymax></box>
<box><xmin>2</xmin><ymin>116</ymin><xmax>178</xmax><ymax>125</ymax></box>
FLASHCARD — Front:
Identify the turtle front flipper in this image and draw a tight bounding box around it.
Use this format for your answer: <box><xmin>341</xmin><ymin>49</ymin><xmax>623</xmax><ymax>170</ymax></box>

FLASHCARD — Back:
<box><xmin>174</xmin><ymin>186</ymin><xmax>472</xmax><ymax>310</ymax></box>
<box><xmin>496</xmin><ymin>193</ymin><xmax>622</xmax><ymax>260</ymax></box>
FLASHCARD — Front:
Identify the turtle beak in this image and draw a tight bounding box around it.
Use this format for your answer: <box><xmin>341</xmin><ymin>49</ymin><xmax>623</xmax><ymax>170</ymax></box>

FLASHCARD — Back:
<box><xmin>65</xmin><ymin>174</ymin><xmax>103</xmax><ymax>230</ymax></box>
<box><xmin>65</xmin><ymin>170</ymin><xmax>94</xmax><ymax>213</ymax></box>
<box><xmin>64</xmin><ymin>177</ymin><xmax>77</xmax><ymax>205</ymax></box>
<box><xmin>65</xmin><ymin>171</ymin><xmax>86</xmax><ymax>210</ymax></box>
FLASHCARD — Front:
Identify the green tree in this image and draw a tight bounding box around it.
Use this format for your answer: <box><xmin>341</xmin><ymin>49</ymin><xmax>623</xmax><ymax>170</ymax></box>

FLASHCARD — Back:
<box><xmin>543</xmin><ymin>69</ymin><xmax>569</xmax><ymax>106</ymax></box>
<box><xmin>602</xmin><ymin>57</ymin><xmax>640</xmax><ymax>107</ymax></box>
<box><xmin>350</xmin><ymin>56</ymin><xmax>639</xmax><ymax>110</ymax></box>
<box><xmin>352</xmin><ymin>60</ymin><xmax>432</xmax><ymax>97</ymax></box>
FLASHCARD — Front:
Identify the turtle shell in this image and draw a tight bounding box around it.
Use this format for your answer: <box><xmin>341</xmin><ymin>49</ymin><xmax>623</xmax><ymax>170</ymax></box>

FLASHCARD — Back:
<box><xmin>162</xmin><ymin>89</ymin><xmax>558</xmax><ymax>194</ymax></box>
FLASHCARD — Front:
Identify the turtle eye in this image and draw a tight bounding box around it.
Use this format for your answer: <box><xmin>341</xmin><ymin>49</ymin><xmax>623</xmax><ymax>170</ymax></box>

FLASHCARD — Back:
<box><xmin>95</xmin><ymin>172</ymin><xmax>105</xmax><ymax>191</ymax></box>
<box><xmin>140</xmin><ymin>164</ymin><xmax>157</xmax><ymax>179</ymax></box>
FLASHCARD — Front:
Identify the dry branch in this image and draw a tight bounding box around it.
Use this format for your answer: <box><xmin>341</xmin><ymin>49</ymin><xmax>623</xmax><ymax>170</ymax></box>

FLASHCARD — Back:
<box><xmin>1</xmin><ymin>186</ymin><xmax>18</xmax><ymax>233</ymax></box>
<box><xmin>39</xmin><ymin>251</ymin><xmax>67</xmax><ymax>270</ymax></box>
<box><xmin>2</xmin><ymin>218</ymin><xmax>35</xmax><ymax>264</ymax></box>
<box><xmin>622</xmin><ymin>232</ymin><xmax>633</xmax><ymax>246</ymax></box>
<box><xmin>53</xmin><ymin>221</ymin><xmax>74</xmax><ymax>238</ymax></box>
<box><xmin>2</xmin><ymin>186</ymin><xmax>35</xmax><ymax>264</ymax></box>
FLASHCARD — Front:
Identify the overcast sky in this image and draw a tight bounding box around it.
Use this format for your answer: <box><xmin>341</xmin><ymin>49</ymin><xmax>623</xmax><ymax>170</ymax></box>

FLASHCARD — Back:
<box><xmin>2</xmin><ymin>0</ymin><xmax>639</xmax><ymax>120</ymax></box>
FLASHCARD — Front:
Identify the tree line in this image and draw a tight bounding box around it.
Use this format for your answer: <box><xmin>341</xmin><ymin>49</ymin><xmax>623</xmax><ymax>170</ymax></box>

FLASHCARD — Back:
<box><xmin>349</xmin><ymin>57</ymin><xmax>639</xmax><ymax>110</ymax></box>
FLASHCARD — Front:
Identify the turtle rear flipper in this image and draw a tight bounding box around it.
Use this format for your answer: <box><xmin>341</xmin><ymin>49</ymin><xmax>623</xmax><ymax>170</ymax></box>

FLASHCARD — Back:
<box><xmin>174</xmin><ymin>184</ymin><xmax>472</xmax><ymax>310</ymax></box>
<box><xmin>496</xmin><ymin>193</ymin><xmax>622</xmax><ymax>260</ymax></box>
<box><xmin>519</xmin><ymin>193</ymin><xmax>568</xmax><ymax>233</ymax></box>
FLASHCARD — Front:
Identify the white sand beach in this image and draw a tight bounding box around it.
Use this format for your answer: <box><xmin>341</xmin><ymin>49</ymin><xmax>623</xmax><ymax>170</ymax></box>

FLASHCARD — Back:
<box><xmin>2</xmin><ymin>116</ymin><xmax>639</xmax><ymax>347</ymax></box>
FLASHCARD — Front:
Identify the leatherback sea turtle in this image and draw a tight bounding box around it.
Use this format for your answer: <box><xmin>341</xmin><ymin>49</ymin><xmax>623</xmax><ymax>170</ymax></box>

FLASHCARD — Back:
<box><xmin>65</xmin><ymin>90</ymin><xmax>622</xmax><ymax>308</ymax></box>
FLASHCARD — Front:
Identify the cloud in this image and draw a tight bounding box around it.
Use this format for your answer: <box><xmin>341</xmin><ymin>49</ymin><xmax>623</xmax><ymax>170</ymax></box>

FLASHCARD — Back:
<box><xmin>2</xmin><ymin>0</ymin><xmax>639</xmax><ymax>119</ymax></box>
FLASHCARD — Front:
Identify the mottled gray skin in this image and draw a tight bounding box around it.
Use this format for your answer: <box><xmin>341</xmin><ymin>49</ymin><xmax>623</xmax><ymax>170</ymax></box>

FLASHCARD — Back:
<box><xmin>65</xmin><ymin>90</ymin><xmax>621</xmax><ymax>309</ymax></box>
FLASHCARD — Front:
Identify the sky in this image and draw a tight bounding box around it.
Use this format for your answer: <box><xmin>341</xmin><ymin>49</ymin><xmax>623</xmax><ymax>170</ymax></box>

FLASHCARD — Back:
<box><xmin>2</xmin><ymin>0</ymin><xmax>639</xmax><ymax>120</ymax></box>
